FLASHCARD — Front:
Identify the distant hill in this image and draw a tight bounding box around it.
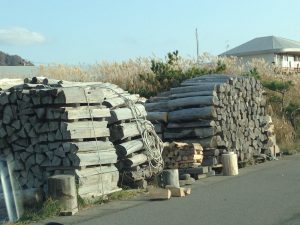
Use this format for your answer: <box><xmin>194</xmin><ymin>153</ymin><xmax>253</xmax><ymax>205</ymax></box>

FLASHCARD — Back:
<box><xmin>0</xmin><ymin>51</ymin><xmax>34</xmax><ymax>66</ymax></box>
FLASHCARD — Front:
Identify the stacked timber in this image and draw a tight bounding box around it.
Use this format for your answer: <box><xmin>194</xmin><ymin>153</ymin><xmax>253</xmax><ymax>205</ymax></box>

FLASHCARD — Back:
<box><xmin>146</xmin><ymin>74</ymin><xmax>276</xmax><ymax>166</ymax></box>
<box><xmin>109</xmin><ymin>101</ymin><xmax>164</xmax><ymax>188</ymax></box>
<box><xmin>0</xmin><ymin>78</ymin><xmax>134</xmax><ymax>198</ymax></box>
<box><xmin>162</xmin><ymin>142</ymin><xmax>203</xmax><ymax>169</ymax></box>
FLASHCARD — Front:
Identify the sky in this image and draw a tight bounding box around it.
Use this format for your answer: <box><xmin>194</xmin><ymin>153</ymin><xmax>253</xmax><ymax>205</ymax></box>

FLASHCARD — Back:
<box><xmin>0</xmin><ymin>0</ymin><xmax>300</xmax><ymax>65</ymax></box>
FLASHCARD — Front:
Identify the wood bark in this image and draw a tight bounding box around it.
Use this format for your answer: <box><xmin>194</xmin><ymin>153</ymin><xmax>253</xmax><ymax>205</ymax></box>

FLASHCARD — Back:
<box><xmin>168</xmin><ymin>107</ymin><xmax>217</xmax><ymax>122</ymax></box>
<box><xmin>115</xmin><ymin>139</ymin><xmax>144</xmax><ymax>156</ymax></box>
<box><xmin>168</xmin><ymin>95</ymin><xmax>219</xmax><ymax>110</ymax></box>
<box><xmin>146</xmin><ymin>112</ymin><xmax>168</xmax><ymax>123</ymax></box>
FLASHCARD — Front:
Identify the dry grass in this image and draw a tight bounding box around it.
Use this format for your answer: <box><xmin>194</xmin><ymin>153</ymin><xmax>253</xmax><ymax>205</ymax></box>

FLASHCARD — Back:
<box><xmin>36</xmin><ymin>54</ymin><xmax>300</xmax><ymax>146</ymax></box>
<box><xmin>271</xmin><ymin>115</ymin><xmax>295</xmax><ymax>145</ymax></box>
<box><xmin>37</xmin><ymin>58</ymin><xmax>153</xmax><ymax>91</ymax></box>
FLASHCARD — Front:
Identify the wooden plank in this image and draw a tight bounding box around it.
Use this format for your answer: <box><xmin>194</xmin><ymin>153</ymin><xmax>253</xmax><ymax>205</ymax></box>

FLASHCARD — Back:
<box><xmin>75</xmin><ymin>165</ymin><xmax>118</xmax><ymax>177</ymax></box>
<box><xmin>69</xmin><ymin>141</ymin><xmax>115</xmax><ymax>153</ymax></box>
<box><xmin>46</xmin><ymin>106</ymin><xmax>110</xmax><ymax>120</ymax></box>
<box><xmin>165</xmin><ymin>185</ymin><xmax>186</xmax><ymax>197</ymax></box>
<box><xmin>60</xmin><ymin>121</ymin><xmax>109</xmax><ymax>140</ymax></box>
<box><xmin>75</xmin><ymin>151</ymin><xmax>117</xmax><ymax>166</ymax></box>
<box><xmin>148</xmin><ymin>187</ymin><xmax>171</xmax><ymax>200</ymax></box>
<box><xmin>75</xmin><ymin>167</ymin><xmax>120</xmax><ymax>198</ymax></box>
<box><xmin>52</xmin><ymin>86</ymin><xmax>122</xmax><ymax>104</ymax></box>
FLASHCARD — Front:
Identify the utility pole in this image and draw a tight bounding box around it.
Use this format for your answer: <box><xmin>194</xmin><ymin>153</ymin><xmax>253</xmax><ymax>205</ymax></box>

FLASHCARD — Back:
<box><xmin>195</xmin><ymin>28</ymin><xmax>199</xmax><ymax>61</ymax></box>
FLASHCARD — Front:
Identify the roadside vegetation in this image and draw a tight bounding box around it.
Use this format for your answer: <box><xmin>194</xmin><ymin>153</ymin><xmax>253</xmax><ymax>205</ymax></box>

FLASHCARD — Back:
<box><xmin>37</xmin><ymin>52</ymin><xmax>300</xmax><ymax>151</ymax></box>
<box><xmin>14</xmin><ymin>189</ymin><xmax>144</xmax><ymax>224</ymax></box>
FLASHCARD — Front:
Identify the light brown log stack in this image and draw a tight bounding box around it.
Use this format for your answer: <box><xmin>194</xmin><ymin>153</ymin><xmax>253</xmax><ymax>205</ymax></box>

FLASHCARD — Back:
<box><xmin>162</xmin><ymin>142</ymin><xmax>203</xmax><ymax>169</ymax></box>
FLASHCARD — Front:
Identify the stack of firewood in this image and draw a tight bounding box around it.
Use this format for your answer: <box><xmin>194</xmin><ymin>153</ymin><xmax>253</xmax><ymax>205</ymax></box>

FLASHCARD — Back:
<box><xmin>0</xmin><ymin>78</ymin><xmax>152</xmax><ymax>197</ymax></box>
<box><xmin>162</xmin><ymin>142</ymin><xmax>203</xmax><ymax>169</ymax></box>
<box><xmin>146</xmin><ymin>74</ymin><xmax>278</xmax><ymax>166</ymax></box>
<box><xmin>0</xmin><ymin>77</ymin><xmax>163</xmax><ymax>196</ymax></box>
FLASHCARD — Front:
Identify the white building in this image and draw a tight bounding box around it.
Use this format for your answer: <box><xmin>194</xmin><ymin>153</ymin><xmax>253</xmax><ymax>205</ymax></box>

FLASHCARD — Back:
<box><xmin>220</xmin><ymin>36</ymin><xmax>300</xmax><ymax>72</ymax></box>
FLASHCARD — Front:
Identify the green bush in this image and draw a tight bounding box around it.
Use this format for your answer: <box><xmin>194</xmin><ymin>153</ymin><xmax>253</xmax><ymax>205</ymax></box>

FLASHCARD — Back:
<box><xmin>137</xmin><ymin>51</ymin><xmax>226</xmax><ymax>98</ymax></box>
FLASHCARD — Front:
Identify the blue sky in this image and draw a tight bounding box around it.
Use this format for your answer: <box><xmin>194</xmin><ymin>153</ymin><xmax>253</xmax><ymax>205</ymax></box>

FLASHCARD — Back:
<box><xmin>0</xmin><ymin>0</ymin><xmax>300</xmax><ymax>64</ymax></box>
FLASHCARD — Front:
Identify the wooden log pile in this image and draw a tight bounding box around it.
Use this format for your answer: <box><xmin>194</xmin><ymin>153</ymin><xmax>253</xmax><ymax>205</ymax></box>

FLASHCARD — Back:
<box><xmin>162</xmin><ymin>142</ymin><xmax>203</xmax><ymax>169</ymax></box>
<box><xmin>109</xmin><ymin>101</ymin><xmax>164</xmax><ymax>188</ymax></box>
<box><xmin>0</xmin><ymin>78</ymin><xmax>135</xmax><ymax>198</ymax></box>
<box><xmin>146</xmin><ymin>74</ymin><xmax>279</xmax><ymax>166</ymax></box>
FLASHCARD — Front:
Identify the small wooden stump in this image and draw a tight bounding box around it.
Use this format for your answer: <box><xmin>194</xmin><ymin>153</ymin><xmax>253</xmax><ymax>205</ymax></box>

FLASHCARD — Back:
<box><xmin>165</xmin><ymin>185</ymin><xmax>186</xmax><ymax>197</ymax></box>
<box><xmin>148</xmin><ymin>187</ymin><xmax>171</xmax><ymax>200</ymax></box>
<box><xmin>48</xmin><ymin>175</ymin><xmax>78</xmax><ymax>215</ymax></box>
<box><xmin>160</xmin><ymin>169</ymin><xmax>180</xmax><ymax>188</ymax></box>
<box><xmin>222</xmin><ymin>152</ymin><xmax>238</xmax><ymax>176</ymax></box>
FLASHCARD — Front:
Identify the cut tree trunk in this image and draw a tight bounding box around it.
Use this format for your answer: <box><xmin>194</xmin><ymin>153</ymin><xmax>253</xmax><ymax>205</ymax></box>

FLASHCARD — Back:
<box><xmin>222</xmin><ymin>152</ymin><xmax>238</xmax><ymax>176</ymax></box>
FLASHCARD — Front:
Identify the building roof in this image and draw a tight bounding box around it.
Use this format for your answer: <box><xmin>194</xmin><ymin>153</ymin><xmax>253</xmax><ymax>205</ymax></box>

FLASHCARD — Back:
<box><xmin>220</xmin><ymin>36</ymin><xmax>300</xmax><ymax>56</ymax></box>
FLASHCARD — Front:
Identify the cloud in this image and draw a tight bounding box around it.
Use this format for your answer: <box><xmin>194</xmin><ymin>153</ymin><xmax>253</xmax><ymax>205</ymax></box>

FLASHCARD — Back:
<box><xmin>0</xmin><ymin>27</ymin><xmax>46</xmax><ymax>46</ymax></box>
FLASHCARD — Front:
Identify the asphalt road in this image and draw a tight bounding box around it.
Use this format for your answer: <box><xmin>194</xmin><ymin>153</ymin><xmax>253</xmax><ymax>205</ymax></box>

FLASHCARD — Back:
<box><xmin>38</xmin><ymin>155</ymin><xmax>300</xmax><ymax>225</ymax></box>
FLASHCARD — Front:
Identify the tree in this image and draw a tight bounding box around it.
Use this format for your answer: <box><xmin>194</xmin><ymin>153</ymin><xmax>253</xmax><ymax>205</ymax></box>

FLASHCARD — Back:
<box><xmin>138</xmin><ymin>51</ymin><xmax>227</xmax><ymax>97</ymax></box>
<box><xmin>262</xmin><ymin>80</ymin><xmax>293</xmax><ymax>115</ymax></box>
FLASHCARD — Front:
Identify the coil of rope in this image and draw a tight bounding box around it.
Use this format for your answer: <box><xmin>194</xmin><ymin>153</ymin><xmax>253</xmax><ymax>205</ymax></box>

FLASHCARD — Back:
<box><xmin>99</xmin><ymin>84</ymin><xmax>164</xmax><ymax>175</ymax></box>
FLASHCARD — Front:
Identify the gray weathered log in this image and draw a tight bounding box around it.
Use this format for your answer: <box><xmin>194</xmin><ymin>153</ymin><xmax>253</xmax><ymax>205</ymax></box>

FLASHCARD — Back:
<box><xmin>170</xmin><ymin>83</ymin><xmax>223</xmax><ymax>94</ymax></box>
<box><xmin>110</xmin><ymin>122</ymin><xmax>141</xmax><ymax>141</ymax></box>
<box><xmin>123</xmin><ymin>153</ymin><xmax>148</xmax><ymax>168</ymax></box>
<box><xmin>169</xmin><ymin>90</ymin><xmax>217</xmax><ymax>99</ymax></box>
<box><xmin>168</xmin><ymin>107</ymin><xmax>217</xmax><ymax>122</ymax></box>
<box><xmin>146</xmin><ymin>112</ymin><xmax>168</xmax><ymax>123</ymax></box>
<box><xmin>167</xmin><ymin>120</ymin><xmax>216</xmax><ymax>129</ymax></box>
<box><xmin>168</xmin><ymin>95</ymin><xmax>219</xmax><ymax>110</ymax></box>
<box><xmin>116</xmin><ymin>139</ymin><xmax>144</xmax><ymax>156</ymax></box>
<box><xmin>145</xmin><ymin>102</ymin><xmax>169</xmax><ymax>112</ymax></box>
<box><xmin>109</xmin><ymin>104</ymin><xmax>146</xmax><ymax>123</ymax></box>
<box><xmin>164</xmin><ymin>127</ymin><xmax>217</xmax><ymax>139</ymax></box>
